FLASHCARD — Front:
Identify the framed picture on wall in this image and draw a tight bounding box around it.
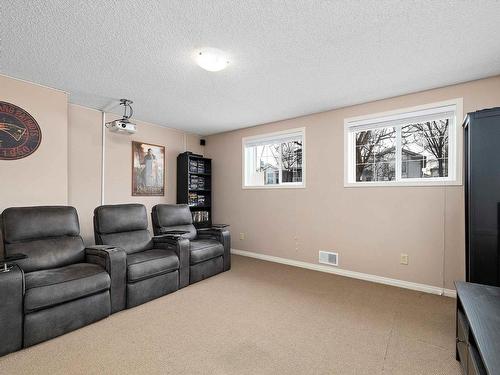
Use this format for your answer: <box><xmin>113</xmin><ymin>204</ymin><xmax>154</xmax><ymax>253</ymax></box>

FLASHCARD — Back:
<box><xmin>132</xmin><ymin>141</ymin><xmax>165</xmax><ymax>196</ymax></box>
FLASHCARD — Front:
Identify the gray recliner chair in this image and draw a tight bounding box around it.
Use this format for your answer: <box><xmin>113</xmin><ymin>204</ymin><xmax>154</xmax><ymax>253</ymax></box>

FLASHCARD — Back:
<box><xmin>151</xmin><ymin>204</ymin><xmax>231</xmax><ymax>284</ymax></box>
<box><xmin>0</xmin><ymin>206</ymin><xmax>121</xmax><ymax>356</ymax></box>
<box><xmin>93</xmin><ymin>204</ymin><xmax>187</xmax><ymax>309</ymax></box>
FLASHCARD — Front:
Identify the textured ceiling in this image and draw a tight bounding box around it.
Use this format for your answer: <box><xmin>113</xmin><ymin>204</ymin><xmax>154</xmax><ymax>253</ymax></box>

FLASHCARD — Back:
<box><xmin>1</xmin><ymin>1</ymin><xmax>500</xmax><ymax>135</ymax></box>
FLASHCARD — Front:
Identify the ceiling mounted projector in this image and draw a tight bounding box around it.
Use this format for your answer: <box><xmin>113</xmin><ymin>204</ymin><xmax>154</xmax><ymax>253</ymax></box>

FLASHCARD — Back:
<box><xmin>195</xmin><ymin>48</ymin><xmax>230</xmax><ymax>72</ymax></box>
<box><xmin>107</xmin><ymin>99</ymin><xmax>137</xmax><ymax>134</ymax></box>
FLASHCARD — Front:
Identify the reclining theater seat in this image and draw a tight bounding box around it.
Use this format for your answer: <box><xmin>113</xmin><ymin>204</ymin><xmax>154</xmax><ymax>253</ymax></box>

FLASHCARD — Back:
<box><xmin>151</xmin><ymin>204</ymin><xmax>231</xmax><ymax>284</ymax></box>
<box><xmin>93</xmin><ymin>204</ymin><xmax>184</xmax><ymax>308</ymax></box>
<box><xmin>0</xmin><ymin>206</ymin><xmax>117</xmax><ymax>352</ymax></box>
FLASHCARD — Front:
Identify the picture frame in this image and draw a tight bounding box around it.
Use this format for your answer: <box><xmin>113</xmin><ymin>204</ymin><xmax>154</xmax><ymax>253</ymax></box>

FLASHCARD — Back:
<box><xmin>132</xmin><ymin>141</ymin><xmax>165</xmax><ymax>196</ymax></box>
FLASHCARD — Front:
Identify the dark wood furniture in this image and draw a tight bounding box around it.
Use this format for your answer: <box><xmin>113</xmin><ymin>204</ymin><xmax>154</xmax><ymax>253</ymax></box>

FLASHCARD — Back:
<box><xmin>177</xmin><ymin>151</ymin><xmax>212</xmax><ymax>228</ymax></box>
<box><xmin>464</xmin><ymin>107</ymin><xmax>500</xmax><ymax>286</ymax></box>
<box><xmin>455</xmin><ymin>281</ymin><xmax>500</xmax><ymax>375</ymax></box>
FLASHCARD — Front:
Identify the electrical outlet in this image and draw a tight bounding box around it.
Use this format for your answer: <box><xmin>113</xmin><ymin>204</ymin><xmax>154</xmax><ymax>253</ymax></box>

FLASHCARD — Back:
<box><xmin>239</xmin><ymin>232</ymin><xmax>245</xmax><ymax>240</ymax></box>
<box><xmin>400</xmin><ymin>253</ymin><xmax>409</xmax><ymax>265</ymax></box>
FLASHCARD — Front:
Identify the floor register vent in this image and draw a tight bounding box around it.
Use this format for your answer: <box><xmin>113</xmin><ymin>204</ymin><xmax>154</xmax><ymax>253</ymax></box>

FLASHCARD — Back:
<box><xmin>319</xmin><ymin>251</ymin><xmax>338</xmax><ymax>266</ymax></box>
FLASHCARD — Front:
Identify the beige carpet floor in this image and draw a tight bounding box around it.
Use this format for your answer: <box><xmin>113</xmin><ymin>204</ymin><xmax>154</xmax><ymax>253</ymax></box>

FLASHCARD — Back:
<box><xmin>0</xmin><ymin>255</ymin><xmax>461</xmax><ymax>375</ymax></box>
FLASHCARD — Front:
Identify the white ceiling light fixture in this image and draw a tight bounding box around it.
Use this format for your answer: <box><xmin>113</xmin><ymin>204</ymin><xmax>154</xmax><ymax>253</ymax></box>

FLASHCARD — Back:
<box><xmin>195</xmin><ymin>47</ymin><xmax>230</xmax><ymax>72</ymax></box>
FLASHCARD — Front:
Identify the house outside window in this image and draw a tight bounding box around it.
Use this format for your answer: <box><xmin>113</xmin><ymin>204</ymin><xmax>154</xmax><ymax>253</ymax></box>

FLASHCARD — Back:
<box><xmin>344</xmin><ymin>99</ymin><xmax>463</xmax><ymax>187</ymax></box>
<box><xmin>243</xmin><ymin>128</ymin><xmax>305</xmax><ymax>188</ymax></box>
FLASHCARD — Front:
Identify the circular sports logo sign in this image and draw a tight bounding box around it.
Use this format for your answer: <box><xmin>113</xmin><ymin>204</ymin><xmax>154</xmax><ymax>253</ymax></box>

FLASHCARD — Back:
<box><xmin>0</xmin><ymin>101</ymin><xmax>42</xmax><ymax>160</ymax></box>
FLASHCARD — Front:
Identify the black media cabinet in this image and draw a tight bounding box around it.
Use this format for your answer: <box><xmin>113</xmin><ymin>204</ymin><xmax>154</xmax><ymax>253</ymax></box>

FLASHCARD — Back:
<box><xmin>455</xmin><ymin>281</ymin><xmax>500</xmax><ymax>375</ymax></box>
<box><xmin>463</xmin><ymin>107</ymin><xmax>500</xmax><ymax>286</ymax></box>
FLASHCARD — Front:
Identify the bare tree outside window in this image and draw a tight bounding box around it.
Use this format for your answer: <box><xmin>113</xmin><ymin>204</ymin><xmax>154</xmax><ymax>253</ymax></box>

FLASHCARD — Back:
<box><xmin>254</xmin><ymin>140</ymin><xmax>303</xmax><ymax>185</ymax></box>
<box><xmin>355</xmin><ymin>127</ymin><xmax>396</xmax><ymax>181</ymax></box>
<box><xmin>277</xmin><ymin>141</ymin><xmax>302</xmax><ymax>182</ymax></box>
<box><xmin>256</xmin><ymin>144</ymin><xmax>280</xmax><ymax>184</ymax></box>
<box><xmin>347</xmin><ymin>103</ymin><xmax>457</xmax><ymax>185</ymax></box>
<box><xmin>401</xmin><ymin>118</ymin><xmax>449</xmax><ymax>178</ymax></box>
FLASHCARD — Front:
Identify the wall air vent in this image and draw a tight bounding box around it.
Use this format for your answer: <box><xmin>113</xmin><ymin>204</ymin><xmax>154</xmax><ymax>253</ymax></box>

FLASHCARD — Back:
<box><xmin>319</xmin><ymin>251</ymin><xmax>338</xmax><ymax>266</ymax></box>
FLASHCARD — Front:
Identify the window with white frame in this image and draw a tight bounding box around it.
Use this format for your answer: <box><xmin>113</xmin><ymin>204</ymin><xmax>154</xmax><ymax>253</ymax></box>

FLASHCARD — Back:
<box><xmin>243</xmin><ymin>128</ymin><xmax>305</xmax><ymax>188</ymax></box>
<box><xmin>344</xmin><ymin>100</ymin><xmax>462</xmax><ymax>186</ymax></box>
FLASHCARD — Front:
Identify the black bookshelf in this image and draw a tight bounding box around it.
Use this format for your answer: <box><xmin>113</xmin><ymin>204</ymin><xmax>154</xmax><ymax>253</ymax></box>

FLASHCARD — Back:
<box><xmin>177</xmin><ymin>151</ymin><xmax>212</xmax><ymax>228</ymax></box>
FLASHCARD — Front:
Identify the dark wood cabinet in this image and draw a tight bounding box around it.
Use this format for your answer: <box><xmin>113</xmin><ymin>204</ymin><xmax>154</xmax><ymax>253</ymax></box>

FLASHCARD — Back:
<box><xmin>455</xmin><ymin>282</ymin><xmax>500</xmax><ymax>375</ymax></box>
<box><xmin>177</xmin><ymin>151</ymin><xmax>212</xmax><ymax>228</ymax></box>
<box><xmin>464</xmin><ymin>107</ymin><xmax>500</xmax><ymax>286</ymax></box>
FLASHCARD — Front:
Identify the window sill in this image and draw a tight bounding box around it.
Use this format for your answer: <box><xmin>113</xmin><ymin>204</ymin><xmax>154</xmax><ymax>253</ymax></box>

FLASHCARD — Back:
<box><xmin>242</xmin><ymin>184</ymin><xmax>306</xmax><ymax>190</ymax></box>
<box><xmin>344</xmin><ymin>179</ymin><xmax>462</xmax><ymax>188</ymax></box>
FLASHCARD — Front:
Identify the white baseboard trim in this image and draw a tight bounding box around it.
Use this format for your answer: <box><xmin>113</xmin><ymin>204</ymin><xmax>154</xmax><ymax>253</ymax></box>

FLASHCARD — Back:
<box><xmin>443</xmin><ymin>289</ymin><xmax>457</xmax><ymax>298</ymax></box>
<box><xmin>231</xmin><ymin>249</ymin><xmax>456</xmax><ymax>298</ymax></box>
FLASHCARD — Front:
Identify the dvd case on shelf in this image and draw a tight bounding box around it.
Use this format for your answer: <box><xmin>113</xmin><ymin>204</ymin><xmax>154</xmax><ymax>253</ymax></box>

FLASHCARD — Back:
<box><xmin>187</xmin><ymin>193</ymin><xmax>207</xmax><ymax>207</ymax></box>
<box><xmin>197</xmin><ymin>176</ymin><xmax>205</xmax><ymax>190</ymax></box>
<box><xmin>188</xmin><ymin>193</ymin><xmax>198</xmax><ymax>206</ymax></box>
<box><xmin>189</xmin><ymin>160</ymin><xmax>198</xmax><ymax>173</ymax></box>
<box><xmin>192</xmin><ymin>210</ymin><xmax>210</xmax><ymax>224</ymax></box>
<box><xmin>197</xmin><ymin>160</ymin><xmax>205</xmax><ymax>173</ymax></box>
<box><xmin>189</xmin><ymin>175</ymin><xmax>198</xmax><ymax>190</ymax></box>
<box><xmin>197</xmin><ymin>195</ymin><xmax>206</xmax><ymax>206</ymax></box>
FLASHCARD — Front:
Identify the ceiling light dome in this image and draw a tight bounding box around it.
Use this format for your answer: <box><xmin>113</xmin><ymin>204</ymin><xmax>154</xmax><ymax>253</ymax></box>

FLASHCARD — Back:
<box><xmin>195</xmin><ymin>48</ymin><xmax>230</xmax><ymax>72</ymax></box>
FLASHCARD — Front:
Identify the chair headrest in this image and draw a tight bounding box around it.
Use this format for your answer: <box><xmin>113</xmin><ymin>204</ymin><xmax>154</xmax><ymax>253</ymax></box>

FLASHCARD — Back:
<box><xmin>152</xmin><ymin>204</ymin><xmax>193</xmax><ymax>228</ymax></box>
<box><xmin>2</xmin><ymin>206</ymin><xmax>80</xmax><ymax>243</ymax></box>
<box><xmin>94</xmin><ymin>204</ymin><xmax>148</xmax><ymax>234</ymax></box>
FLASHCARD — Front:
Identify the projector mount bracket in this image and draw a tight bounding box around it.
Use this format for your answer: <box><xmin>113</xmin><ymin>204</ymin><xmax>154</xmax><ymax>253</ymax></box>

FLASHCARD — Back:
<box><xmin>119</xmin><ymin>99</ymin><xmax>134</xmax><ymax>122</ymax></box>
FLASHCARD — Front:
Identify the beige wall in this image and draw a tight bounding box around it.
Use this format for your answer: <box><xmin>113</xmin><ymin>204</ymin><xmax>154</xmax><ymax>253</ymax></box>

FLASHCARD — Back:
<box><xmin>1</xmin><ymin>74</ymin><xmax>203</xmax><ymax>249</ymax></box>
<box><xmin>0</xmin><ymin>75</ymin><xmax>69</xmax><ymax>255</ymax></box>
<box><xmin>69</xmin><ymin>105</ymin><xmax>203</xmax><ymax>243</ymax></box>
<box><xmin>206</xmin><ymin>76</ymin><xmax>500</xmax><ymax>290</ymax></box>
<box><xmin>0</xmin><ymin>75</ymin><xmax>69</xmax><ymax>209</ymax></box>
<box><xmin>67</xmin><ymin>105</ymin><xmax>102</xmax><ymax>244</ymax></box>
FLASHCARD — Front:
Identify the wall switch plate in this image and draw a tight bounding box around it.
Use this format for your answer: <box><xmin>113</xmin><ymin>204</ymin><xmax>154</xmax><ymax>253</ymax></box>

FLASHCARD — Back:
<box><xmin>400</xmin><ymin>253</ymin><xmax>409</xmax><ymax>265</ymax></box>
<box><xmin>239</xmin><ymin>232</ymin><xmax>245</xmax><ymax>240</ymax></box>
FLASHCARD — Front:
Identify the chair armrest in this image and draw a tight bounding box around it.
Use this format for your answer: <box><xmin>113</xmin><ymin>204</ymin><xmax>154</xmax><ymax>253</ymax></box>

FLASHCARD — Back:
<box><xmin>0</xmin><ymin>253</ymin><xmax>28</xmax><ymax>273</ymax></box>
<box><xmin>0</xmin><ymin>264</ymin><xmax>23</xmax><ymax>356</ymax></box>
<box><xmin>197</xmin><ymin>228</ymin><xmax>231</xmax><ymax>272</ymax></box>
<box><xmin>152</xmin><ymin>236</ymin><xmax>190</xmax><ymax>288</ymax></box>
<box><xmin>212</xmin><ymin>224</ymin><xmax>229</xmax><ymax>229</ymax></box>
<box><xmin>1</xmin><ymin>253</ymin><xmax>28</xmax><ymax>263</ymax></box>
<box><xmin>197</xmin><ymin>223</ymin><xmax>229</xmax><ymax>234</ymax></box>
<box><xmin>154</xmin><ymin>230</ymin><xmax>189</xmax><ymax>240</ymax></box>
<box><xmin>197</xmin><ymin>227</ymin><xmax>230</xmax><ymax>238</ymax></box>
<box><xmin>85</xmin><ymin>246</ymin><xmax>127</xmax><ymax>313</ymax></box>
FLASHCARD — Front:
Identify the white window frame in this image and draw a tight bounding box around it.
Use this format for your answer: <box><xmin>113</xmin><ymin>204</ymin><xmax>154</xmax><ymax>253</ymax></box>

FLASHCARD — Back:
<box><xmin>344</xmin><ymin>98</ymin><xmax>463</xmax><ymax>187</ymax></box>
<box><xmin>242</xmin><ymin>127</ymin><xmax>306</xmax><ymax>189</ymax></box>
